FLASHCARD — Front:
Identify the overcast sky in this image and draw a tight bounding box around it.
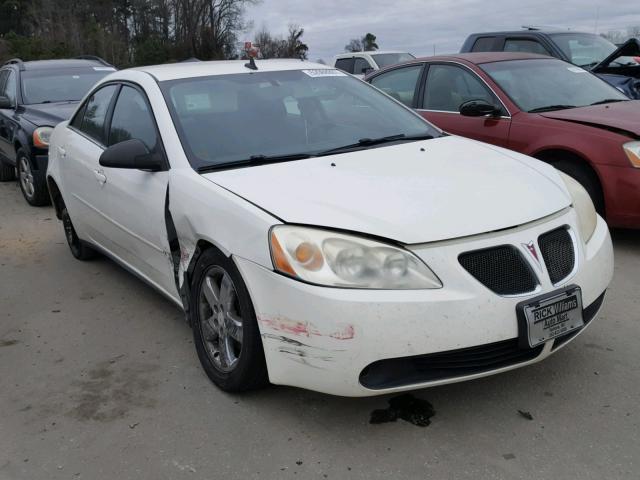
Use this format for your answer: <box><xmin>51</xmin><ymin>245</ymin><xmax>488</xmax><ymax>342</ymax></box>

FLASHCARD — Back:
<box><xmin>245</xmin><ymin>0</ymin><xmax>640</xmax><ymax>61</ymax></box>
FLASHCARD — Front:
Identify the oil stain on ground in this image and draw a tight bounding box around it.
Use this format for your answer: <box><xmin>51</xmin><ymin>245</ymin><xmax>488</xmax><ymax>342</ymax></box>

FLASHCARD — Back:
<box><xmin>370</xmin><ymin>393</ymin><xmax>435</xmax><ymax>427</ymax></box>
<box><xmin>66</xmin><ymin>357</ymin><xmax>160</xmax><ymax>422</ymax></box>
<box><xmin>0</xmin><ymin>339</ymin><xmax>19</xmax><ymax>347</ymax></box>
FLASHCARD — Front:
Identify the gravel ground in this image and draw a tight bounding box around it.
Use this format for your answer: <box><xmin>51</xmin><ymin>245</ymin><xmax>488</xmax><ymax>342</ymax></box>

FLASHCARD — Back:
<box><xmin>1</xmin><ymin>180</ymin><xmax>639</xmax><ymax>480</ymax></box>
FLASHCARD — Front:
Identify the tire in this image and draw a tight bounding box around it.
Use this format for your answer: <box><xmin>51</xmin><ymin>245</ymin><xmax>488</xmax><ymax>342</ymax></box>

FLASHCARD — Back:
<box><xmin>552</xmin><ymin>160</ymin><xmax>605</xmax><ymax>216</ymax></box>
<box><xmin>0</xmin><ymin>158</ymin><xmax>15</xmax><ymax>181</ymax></box>
<box><xmin>17</xmin><ymin>149</ymin><xmax>50</xmax><ymax>206</ymax></box>
<box><xmin>191</xmin><ymin>247</ymin><xmax>268</xmax><ymax>392</ymax></box>
<box><xmin>61</xmin><ymin>207</ymin><xmax>97</xmax><ymax>260</ymax></box>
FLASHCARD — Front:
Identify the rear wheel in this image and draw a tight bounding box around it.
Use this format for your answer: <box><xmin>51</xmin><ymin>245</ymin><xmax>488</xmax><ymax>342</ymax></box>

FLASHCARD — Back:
<box><xmin>17</xmin><ymin>150</ymin><xmax>50</xmax><ymax>206</ymax></box>
<box><xmin>0</xmin><ymin>158</ymin><xmax>15</xmax><ymax>181</ymax></box>
<box><xmin>191</xmin><ymin>248</ymin><xmax>268</xmax><ymax>392</ymax></box>
<box><xmin>61</xmin><ymin>207</ymin><xmax>97</xmax><ymax>260</ymax></box>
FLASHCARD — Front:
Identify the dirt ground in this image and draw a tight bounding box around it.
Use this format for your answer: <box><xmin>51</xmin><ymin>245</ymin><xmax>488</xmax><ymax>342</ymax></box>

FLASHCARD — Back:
<box><xmin>1</xmin><ymin>181</ymin><xmax>639</xmax><ymax>480</ymax></box>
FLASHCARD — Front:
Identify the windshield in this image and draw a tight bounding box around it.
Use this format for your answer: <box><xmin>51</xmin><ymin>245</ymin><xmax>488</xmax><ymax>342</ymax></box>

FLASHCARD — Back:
<box><xmin>550</xmin><ymin>33</ymin><xmax>617</xmax><ymax>68</ymax></box>
<box><xmin>161</xmin><ymin>69</ymin><xmax>439</xmax><ymax>170</ymax></box>
<box><xmin>21</xmin><ymin>67</ymin><xmax>114</xmax><ymax>105</ymax></box>
<box><xmin>481</xmin><ymin>58</ymin><xmax>628</xmax><ymax>112</ymax></box>
<box><xmin>372</xmin><ymin>53</ymin><xmax>416</xmax><ymax>68</ymax></box>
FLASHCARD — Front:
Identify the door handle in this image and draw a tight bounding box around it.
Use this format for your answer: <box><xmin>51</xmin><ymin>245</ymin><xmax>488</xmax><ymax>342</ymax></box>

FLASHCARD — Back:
<box><xmin>93</xmin><ymin>169</ymin><xmax>107</xmax><ymax>185</ymax></box>
<box><xmin>57</xmin><ymin>146</ymin><xmax>66</xmax><ymax>158</ymax></box>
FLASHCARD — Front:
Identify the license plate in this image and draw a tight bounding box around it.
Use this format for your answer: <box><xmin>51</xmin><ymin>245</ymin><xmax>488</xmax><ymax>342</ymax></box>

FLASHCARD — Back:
<box><xmin>517</xmin><ymin>286</ymin><xmax>584</xmax><ymax>348</ymax></box>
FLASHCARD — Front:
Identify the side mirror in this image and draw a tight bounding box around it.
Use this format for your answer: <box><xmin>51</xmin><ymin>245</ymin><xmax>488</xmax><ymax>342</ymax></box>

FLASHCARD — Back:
<box><xmin>99</xmin><ymin>139</ymin><xmax>165</xmax><ymax>171</ymax></box>
<box><xmin>459</xmin><ymin>99</ymin><xmax>501</xmax><ymax>117</ymax></box>
<box><xmin>0</xmin><ymin>96</ymin><xmax>13</xmax><ymax>109</ymax></box>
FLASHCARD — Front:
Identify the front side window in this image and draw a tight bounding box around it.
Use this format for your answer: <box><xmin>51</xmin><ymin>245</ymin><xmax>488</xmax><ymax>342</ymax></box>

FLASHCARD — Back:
<box><xmin>423</xmin><ymin>64</ymin><xmax>497</xmax><ymax>112</ymax></box>
<box><xmin>504</xmin><ymin>39</ymin><xmax>550</xmax><ymax>55</ymax></box>
<box><xmin>550</xmin><ymin>33</ymin><xmax>617</xmax><ymax>68</ymax></box>
<box><xmin>76</xmin><ymin>85</ymin><xmax>118</xmax><ymax>144</ymax></box>
<box><xmin>481</xmin><ymin>58</ymin><xmax>628</xmax><ymax>112</ymax></box>
<box><xmin>108</xmin><ymin>86</ymin><xmax>158</xmax><ymax>149</ymax></box>
<box><xmin>371</xmin><ymin>53</ymin><xmax>416</xmax><ymax>68</ymax></box>
<box><xmin>162</xmin><ymin>69</ymin><xmax>440</xmax><ymax>170</ymax></box>
<box><xmin>370</xmin><ymin>65</ymin><xmax>423</xmax><ymax>106</ymax></box>
<box><xmin>353</xmin><ymin>57</ymin><xmax>373</xmax><ymax>75</ymax></box>
<box><xmin>20</xmin><ymin>67</ymin><xmax>113</xmax><ymax>105</ymax></box>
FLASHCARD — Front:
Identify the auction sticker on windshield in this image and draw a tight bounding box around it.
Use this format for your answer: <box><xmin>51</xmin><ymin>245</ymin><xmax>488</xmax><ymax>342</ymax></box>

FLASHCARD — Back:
<box><xmin>517</xmin><ymin>286</ymin><xmax>584</xmax><ymax>348</ymax></box>
<box><xmin>302</xmin><ymin>69</ymin><xmax>347</xmax><ymax>77</ymax></box>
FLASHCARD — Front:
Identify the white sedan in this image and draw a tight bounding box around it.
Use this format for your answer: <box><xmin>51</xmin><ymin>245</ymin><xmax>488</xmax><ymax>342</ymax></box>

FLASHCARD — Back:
<box><xmin>46</xmin><ymin>60</ymin><xmax>613</xmax><ymax>397</ymax></box>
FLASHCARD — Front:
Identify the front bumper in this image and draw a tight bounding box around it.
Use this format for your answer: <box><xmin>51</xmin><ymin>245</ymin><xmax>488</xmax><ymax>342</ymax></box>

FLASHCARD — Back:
<box><xmin>236</xmin><ymin>210</ymin><xmax>613</xmax><ymax>396</ymax></box>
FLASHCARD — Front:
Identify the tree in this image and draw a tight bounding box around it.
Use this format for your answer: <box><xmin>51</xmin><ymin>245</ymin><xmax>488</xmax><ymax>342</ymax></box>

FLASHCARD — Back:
<box><xmin>345</xmin><ymin>38</ymin><xmax>363</xmax><ymax>52</ymax></box>
<box><xmin>284</xmin><ymin>24</ymin><xmax>308</xmax><ymax>59</ymax></box>
<box><xmin>345</xmin><ymin>33</ymin><xmax>379</xmax><ymax>52</ymax></box>
<box><xmin>362</xmin><ymin>33</ymin><xmax>378</xmax><ymax>51</ymax></box>
<box><xmin>252</xmin><ymin>24</ymin><xmax>308</xmax><ymax>59</ymax></box>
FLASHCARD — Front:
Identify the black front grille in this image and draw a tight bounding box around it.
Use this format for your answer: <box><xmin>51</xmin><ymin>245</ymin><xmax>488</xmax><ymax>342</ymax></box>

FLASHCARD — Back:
<box><xmin>539</xmin><ymin>227</ymin><xmax>575</xmax><ymax>284</ymax></box>
<box><xmin>360</xmin><ymin>339</ymin><xmax>544</xmax><ymax>390</ymax></box>
<box><xmin>459</xmin><ymin>246</ymin><xmax>538</xmax><ymax>295</ymax></box>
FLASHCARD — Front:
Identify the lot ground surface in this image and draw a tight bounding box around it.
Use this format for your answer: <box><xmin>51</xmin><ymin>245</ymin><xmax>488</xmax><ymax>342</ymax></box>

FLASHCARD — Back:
<box><xmin>1</xmin><ymin>181</ymin><xmax>639</xmax><ymax>480</ymax></box>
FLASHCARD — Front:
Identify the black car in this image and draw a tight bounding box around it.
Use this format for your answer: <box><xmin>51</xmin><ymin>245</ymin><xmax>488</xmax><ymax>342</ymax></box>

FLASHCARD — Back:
<box><xmin>460</xmin><ymin>29</ymin><xmax>640</xmax><ymax>99</ymax></box>
<box><xmin>0</xmin><ymin>56</ymin><xmax>115</xmax><ymax>205</ymax></box>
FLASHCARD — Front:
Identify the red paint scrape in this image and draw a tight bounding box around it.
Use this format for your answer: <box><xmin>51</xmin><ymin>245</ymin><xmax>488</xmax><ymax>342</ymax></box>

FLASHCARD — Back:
<box><xmin>260</xmin><ymin>316</ymin><xmax>354</xmax><ymax>340</ymax></box>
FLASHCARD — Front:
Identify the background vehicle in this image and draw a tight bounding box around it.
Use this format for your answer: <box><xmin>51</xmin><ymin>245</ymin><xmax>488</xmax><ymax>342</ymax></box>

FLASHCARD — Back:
<box><xmin>366</xmin><ymin>52</ymin><xmax>640</xmax><ymax>228</ymax></box>
<box><xmin>460</xmin><ymin>29</ymin><xmax>640</xmax><ymax>99</ymax></box>
<box><xmin>333</xmin><ymin>51</ymin><xmax>415</xmax><ymax>77</ymax></box>
<box><xmin>47</xmin><ymin>60</ymin><xmax>612</xmax><ymax>396</ymax></box>
<box><xmin>0</xmin><ymin>57</ymin><xmax>115</xmax><ymax>205</ymax></box>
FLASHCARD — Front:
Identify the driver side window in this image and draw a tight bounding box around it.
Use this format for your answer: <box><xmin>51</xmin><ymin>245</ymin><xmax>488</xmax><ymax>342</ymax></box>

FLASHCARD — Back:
<box><xmin>0</xmin><ymin>70</ymin><xmax>17</xmax><ymax>106</ymax></box>
<box><xmin>422</xmin><ymin>64</ymin><xmax>498</xmax><ymax>113</ymax></box>
<box><xmin>108</xmin><ymin>86</ymin><xmax>158</xmax><ymax>150</ymax></box>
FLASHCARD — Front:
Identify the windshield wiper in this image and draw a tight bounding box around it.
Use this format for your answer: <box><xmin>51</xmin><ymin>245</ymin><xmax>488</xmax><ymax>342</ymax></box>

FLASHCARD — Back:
<box><xmin>316</xmin><ymin>133</ymin><xmax>434</xmax><ymax>156</ymax></box>
<box><xmin>590</xmin><ymin>98</ymin><xmax>628</xmax><ymax>106</ymax></box>
<box><xmin>197</xmin><ymin>153</ymin><xmax>312</xmax><ymax>173</ymax></box>
<box><xmin>528</xmin><ymin>105</ymin><xmax>577</xmax><ymax>113</ymax></box>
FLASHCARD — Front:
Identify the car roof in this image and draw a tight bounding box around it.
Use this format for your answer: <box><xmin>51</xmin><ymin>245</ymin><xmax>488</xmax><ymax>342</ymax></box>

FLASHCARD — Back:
<box><xmin>334</xmin><ymin>50</ymin><xmax>408</xmax><ymax>59</ymax></box>
<box><xmin>2</xmin><ymin>58</ymin><xmax>114</xmax><ymax>72</ymax></box>
<box><xmin>468</xmin><ymin>29</ymin><xmax>581</xmax><ymax>37</ymax></box>
<box><xmin>411</xmin><ymin>52</ymin><xmax>553</xmax><ymax>65</ymax></box>
<box><xmin>135</xmin><ymin>59</ymin><xmax>334</xmax><ymax>81</ymax></box>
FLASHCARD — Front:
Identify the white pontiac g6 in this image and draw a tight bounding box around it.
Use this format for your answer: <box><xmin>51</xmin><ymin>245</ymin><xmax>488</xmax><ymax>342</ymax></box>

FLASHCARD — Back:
<box><xmin>46</xmin><ymin>60</ymin><xmax>613</xmax><ymax>396</ymax></box>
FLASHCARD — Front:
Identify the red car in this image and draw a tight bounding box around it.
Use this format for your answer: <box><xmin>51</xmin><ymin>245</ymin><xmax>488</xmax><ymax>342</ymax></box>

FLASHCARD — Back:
<box><xmin>365</xmin><ymin>52</ymin><xmax>640</xmax><ymax>229</ymax></box>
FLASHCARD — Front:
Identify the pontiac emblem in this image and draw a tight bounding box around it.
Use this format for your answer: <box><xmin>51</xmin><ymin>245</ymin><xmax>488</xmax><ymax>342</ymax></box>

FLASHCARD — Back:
<box><xmin>523</xmin><ymin>241</ymin><xmax>540</xmax><ymax>264</ymax></box>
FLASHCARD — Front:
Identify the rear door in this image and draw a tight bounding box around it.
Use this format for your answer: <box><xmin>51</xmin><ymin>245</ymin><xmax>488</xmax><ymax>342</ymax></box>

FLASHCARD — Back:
<box><xmin>61</xmin><ymin>84</ymin><xmax>119</xmax><ymax>245</ymax></box>
<box><xmin>101</xmin><ymin>84</ymin><xmax>175</xmax><ymax>295</ymax></box>
<box><xmin>417</xmin><ymin>63</ymin><xmax>511</xmax><ymax>147</ymax></box>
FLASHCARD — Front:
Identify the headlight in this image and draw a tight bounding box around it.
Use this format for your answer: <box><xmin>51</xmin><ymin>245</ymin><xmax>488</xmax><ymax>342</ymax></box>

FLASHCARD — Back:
<box><xmin>270</xmin><ymin>225</ymin><xmax>442</xmax><ymax>289</ymax></box>
<box><xmin>623</xmin><ymin>141</ymin><xmax>640</xmax><ymax>168</ymax></box>
<box><xmin>558</xmin><ymin>171</ymin><xmax>597</xmax><ymax>243</ymax></box>
<box><xmin>33</xmin><ymin>127</ymin><xmax>53</xmax><ymax>149</ymax></box>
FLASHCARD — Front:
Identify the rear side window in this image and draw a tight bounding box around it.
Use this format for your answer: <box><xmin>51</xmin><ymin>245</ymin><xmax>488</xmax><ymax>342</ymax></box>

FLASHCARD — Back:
<box><xmin>472</xmin><ymin>37</ymin><xmax>496</xmax><ymax>52</ymax></box>
<box><xmin>353</xmin><ymin>57</ymin><xmax>372</xmax><ymax>75</ymax></box>
<box><xmin>75</xmin><ymin>85</ymin><xmax>118</xmax><ymax>144</ymax></box>
<box><xmin>504</xmin><ymin>39</ymin><xmax>550</xmax><ymax>55</ymax></box>
<box><xmin>108</xmin><ymin>86</ymin><xmax>158</xmax><ymax>149</ymax></box>
<box><xmin>335</xmin><ymin>58</ymin><xmax>354</xmax><ymax>74</ymax></box>
<box><xmin>370</xmin><ymin>65</ymin><xmax>423</xmax><ymax>107</ymax></box>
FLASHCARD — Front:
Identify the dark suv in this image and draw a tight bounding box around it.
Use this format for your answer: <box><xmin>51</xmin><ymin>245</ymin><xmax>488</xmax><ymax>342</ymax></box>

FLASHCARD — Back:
<box><xmin>0</xmin><ymin>57</ymin><xmax>115</xmax><ymax>205</ymax></box>
<box><xmin>461</xmin><ymin>29</ymin><xmax>640</xmax><ymax>99</ymax></box>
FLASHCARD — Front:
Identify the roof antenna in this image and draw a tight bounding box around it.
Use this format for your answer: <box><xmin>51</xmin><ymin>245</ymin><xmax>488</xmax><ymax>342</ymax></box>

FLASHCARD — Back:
<box><xmin>243</xmin><ymin>42</ymin><xmax>259</xmax><ymax>70</ymax></box>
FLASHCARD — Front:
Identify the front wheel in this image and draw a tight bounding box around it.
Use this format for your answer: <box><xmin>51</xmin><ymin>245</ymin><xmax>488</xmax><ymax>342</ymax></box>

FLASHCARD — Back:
<box><xmin>17</xmin><ymin>151</ymin><xmax>50</xmax><ymax>206</ymax></box>
<box><xmin>191</xmin><ymin>248</ymin><xmax>268</xmax><ymax>392</ymax></box>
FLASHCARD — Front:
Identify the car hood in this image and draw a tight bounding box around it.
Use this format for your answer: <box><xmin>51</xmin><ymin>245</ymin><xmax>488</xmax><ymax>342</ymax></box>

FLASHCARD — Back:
<box><xmin>592</xmin><ymin>38</ymin><xmax>640</xmax><ymax>73</ymax></box>
<box><xmin>202</xmin><ymin>136</ymin><xmax>570</xmax><ymax>244</ymax></box>
<box><xmin>21</xmin><ymin>101</ymin><xmax>79</xmax><ymax>127</ymax></box>
<box><xmin>539</xmin><ymin>101</ymin><xmax>640</xmax><ymax>137</ymax></box>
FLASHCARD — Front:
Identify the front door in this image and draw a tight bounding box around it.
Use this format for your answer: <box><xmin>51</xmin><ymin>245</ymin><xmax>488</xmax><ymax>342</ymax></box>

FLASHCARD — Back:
<box><xmin>417</xmin><ymin>63</ymin><xmax>511</xmax><ymax>147</ymax></box>
<box><xmin>100</xmin><ymin>84</ymin><xmax>175</xmax><ymax>296</ymax></box>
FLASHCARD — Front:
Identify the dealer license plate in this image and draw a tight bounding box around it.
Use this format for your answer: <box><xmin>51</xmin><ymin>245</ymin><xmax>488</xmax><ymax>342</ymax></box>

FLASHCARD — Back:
<box><xmin>518</xmin><ymin>286</ymin><xmax>584</xmax><ymax>348</ymax></box>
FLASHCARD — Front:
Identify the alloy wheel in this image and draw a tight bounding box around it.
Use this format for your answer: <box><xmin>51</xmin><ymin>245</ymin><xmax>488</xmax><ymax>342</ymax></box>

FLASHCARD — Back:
<box><xmin>18</xmin><ymin>157</ymin><xmax>35</xmax><ymax>199</ymax></box>
<box><xmin>198</xmin><ymin>266</ymin><xmax>244</xmax><ymax>372</ymax></box>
